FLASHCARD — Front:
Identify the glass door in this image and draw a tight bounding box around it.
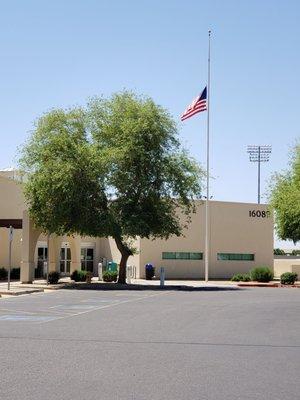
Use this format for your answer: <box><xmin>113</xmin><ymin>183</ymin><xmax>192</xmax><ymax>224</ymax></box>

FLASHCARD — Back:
<box><xmin>36</xmin><ymin>247</ymin><xmax>48</xmax><ymax>278</ymax></box>
<box><xmin>81</xmin><ymin>248</ymin><xmax>94</xmax><ymax>272</ymax></box>
<box><xmin>60</xmin><ymin>247</ymin><xmax>71</xmax><ymax>275</ymax></box>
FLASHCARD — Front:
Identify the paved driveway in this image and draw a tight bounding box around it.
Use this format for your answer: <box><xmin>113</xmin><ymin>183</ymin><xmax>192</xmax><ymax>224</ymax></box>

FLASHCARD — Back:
<box><xmin>0</xmin><ymin>288</ymin><xmax>299</xmax><ymax>400</ymax></box>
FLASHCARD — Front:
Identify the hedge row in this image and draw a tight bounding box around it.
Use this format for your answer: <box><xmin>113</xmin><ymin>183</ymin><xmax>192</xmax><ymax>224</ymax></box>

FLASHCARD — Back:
<box><xmin>231</xmin><ymin>267</ymin><xmax>298</xmax><ymax>284</ymax></box>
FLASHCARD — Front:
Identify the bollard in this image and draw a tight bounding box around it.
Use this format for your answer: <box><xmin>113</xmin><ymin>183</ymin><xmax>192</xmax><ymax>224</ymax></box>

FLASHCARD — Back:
<box><xmin>127</xmin><ymin>266</ymin><xmax>132</xmax><ymax>284</ymax></box>
<box><xmin>98</xmin><ymin>262</ymin><xmax>103</xmax><ymax>281</ymax></box>
<box><xmin>8</xmin><ymin>226</ymin><xmax>13</xmax><ymax>291</ymax></box>
<box><xmin>160</xmin><ymin>267</ymin><xmax>165</xmax><ymax>287</ymax></box>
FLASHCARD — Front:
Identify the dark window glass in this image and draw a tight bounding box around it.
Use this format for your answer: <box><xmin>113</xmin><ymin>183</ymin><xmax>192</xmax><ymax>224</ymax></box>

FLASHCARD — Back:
<box><xmin>38</xmin><ymin>247</ymin><xmax>44</xmax><ymax>257</ymax></box>
<box><xmin>190</xmin><ymin>252</ymin><xmax>203</xmax><ymax>260</ymax></box>
<box><xmin>176</xmin><ymin>252</ymin><xmax>190</xmax><ymax>259</ymax></box>
<box><xmin>217</xmin><ymin>253</ymin><xmax>254</xmax><ymax>261</ymax></box>
<box><xmin>60</xmin><ymin>261</ymin><xmax>65</xmax><ymax>273</ymax></box>
<box><xmin>86</xmin><ymin>249</ymin><xmax>93</xmax><ymax>260</ymax></box>
<box><xmin>162</xmin><ymin>252</ymin><xmax>203</xmax><ymax>260</ymax></box>
<box><xmin>162</xmin><ymin>252</ymin><xmax>176</xmax><ymax>259</ymax></box>
<box><xmin>80</xmin><ymin>248</ymin><xmax>94</xmax><ymax>270</ymax></box>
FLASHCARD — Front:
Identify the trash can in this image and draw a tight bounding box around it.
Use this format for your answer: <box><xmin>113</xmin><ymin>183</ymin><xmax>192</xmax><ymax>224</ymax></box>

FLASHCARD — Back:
<box><xmin>145</xmin><ymin>263</ymin><xmax>155</xmax><ymax>280</ymax></box>
<box><xmin>107</xmin><ymin>261</ymin><xmax>118</xmax><ymax>272</ymax></box>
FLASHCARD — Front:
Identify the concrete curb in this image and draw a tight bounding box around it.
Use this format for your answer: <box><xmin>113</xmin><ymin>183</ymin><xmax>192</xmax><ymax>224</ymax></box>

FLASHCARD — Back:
<box><xmin>237</xmin><ymin>282</ymin><xmax>300</xmax><ymax>288</ymax></box>
<box><xmin>0</xmin><ymin>288</ymin><xmax>45</xmax><ymax>296</ymax></box>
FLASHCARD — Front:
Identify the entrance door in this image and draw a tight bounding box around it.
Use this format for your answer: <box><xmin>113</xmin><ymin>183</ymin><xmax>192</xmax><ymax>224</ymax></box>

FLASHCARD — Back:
<box><xmin>81</xmin><ymin>248</ymin><xmax>94</xmax><ymax>272</ymax></box>
<box><xmin>36</xmin><ymin>247</ymin><xmax>48</xmax><ymax>278</ymax></box>
<box><xmin>60</xmin><ymin>247</ymin><xmax>71</xmax><ymax>275</ymax></box>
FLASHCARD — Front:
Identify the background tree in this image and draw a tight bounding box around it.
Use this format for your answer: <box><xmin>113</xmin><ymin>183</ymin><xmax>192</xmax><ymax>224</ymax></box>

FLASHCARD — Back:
<box><xmin>269</xmin><ymin>144</ymin><xmax>300</xmax><ymax>244</ymax></box>
<box><xmin>20</xmin><ymin>92</ymin><xmax>204</xmax><ymax>283</ymax></box>
<box><xmin>273</xmin><ymin>248</ymin><xmax>286</xmax><ymax>256</ymax></box>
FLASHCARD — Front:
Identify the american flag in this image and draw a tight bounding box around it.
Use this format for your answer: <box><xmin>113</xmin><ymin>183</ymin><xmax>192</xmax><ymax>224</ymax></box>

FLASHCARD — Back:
<box><xmin>181</xmin><ymin>87</ymin><xmax>207</xmax><ymax>121</ymax></box>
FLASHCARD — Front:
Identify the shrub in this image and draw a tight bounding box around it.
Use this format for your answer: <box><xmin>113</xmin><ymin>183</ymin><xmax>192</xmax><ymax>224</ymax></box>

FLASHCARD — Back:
<box><xmin>280</xmin><ymin>272</ymin><xmax>298</xmax><ymax>285</ymax></box>
<box><xmin>0</xmin><ymin>268</ymin><xmax>8</xmax><ymax>280</ymax></box>
<box><xmin>250</xmin><ymin>266</ymin><xmax>273</xmax><ymax>282</ymax></box>
<box><xmin>231</xmin><ymin>273</ymin><xmax>251</xmax><ymax>282</ymax></box>
<box><xmin>48</xmin><ymin>271</ymin><xmax>60</xmax><ymax>284</ymax></box>
<box><xmin>10</xmin><ymin>268</ymin><xmax>20</xmax><ymax>280</ymax></box>
<box><xmin>86</xmin><ymin>271</ymin><xmax>93</xmax><ymax>283</ymax></box>
<box><xmin>102</xmin><ymin>270</ymin><xmax>118</xmax><ymax>282</ymax></box>
<box><xmin>71</xmin><ymin>270</ymin><xmax>87</xmax><ymax>282</ymax></box>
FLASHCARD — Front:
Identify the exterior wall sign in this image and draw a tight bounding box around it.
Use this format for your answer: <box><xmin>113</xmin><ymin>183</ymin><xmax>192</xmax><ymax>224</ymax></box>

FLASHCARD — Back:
<box><xmin>249</xmin><ymin>210</ymin><xmax>270</xmax><ymax>218</ymax></box>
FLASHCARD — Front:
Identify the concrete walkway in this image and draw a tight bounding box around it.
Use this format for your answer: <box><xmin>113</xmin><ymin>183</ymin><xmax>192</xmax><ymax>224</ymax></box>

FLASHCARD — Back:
<box><xmin>1</xmin><ymin>277</ymin><xmax>299</xmax><ymax>296</ymax></box>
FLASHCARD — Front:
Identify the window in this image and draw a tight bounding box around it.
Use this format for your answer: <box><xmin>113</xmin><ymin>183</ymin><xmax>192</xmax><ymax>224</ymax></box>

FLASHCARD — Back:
<box><xmin>190</xmin><ymin>252</ymin><xmax>203</xmax><ymax>260</ymax></box>
<box><xmin>162</xmin><ymin>252</ymin><xmax>203</xmax><ymax>260</ymax></box>
<box><xmin>217</xmin><ymin>253</ymin><xmax>254</xmax><ymax>261</ymax></box>
<box><xmin>81</xmin><ymin>248</ymin><xmax>94</xmax><ymax>272</ymax></box>
<box><xmin>176</xmin><ymin>252</ymin><xmax>190</xmax><ymax>260</ymax></box>
<box><xmin>162</xmin><ymin>252</ymin><xmax>176</xmax><ymax>259</ymax></box>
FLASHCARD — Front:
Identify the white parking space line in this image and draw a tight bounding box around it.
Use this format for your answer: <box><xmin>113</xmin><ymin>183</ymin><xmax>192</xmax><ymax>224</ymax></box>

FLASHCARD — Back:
<box><xmin>39</xmin><ymin>291</ymin><xmax>171</xmax><ymax>324</ymax></box>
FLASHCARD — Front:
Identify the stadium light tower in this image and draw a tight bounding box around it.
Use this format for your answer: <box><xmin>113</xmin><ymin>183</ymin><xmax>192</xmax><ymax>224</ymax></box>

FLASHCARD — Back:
<box><xmin>247</xmin><ymin>145</ymin><xmax>272</xmax><ymax>204</ymax></box>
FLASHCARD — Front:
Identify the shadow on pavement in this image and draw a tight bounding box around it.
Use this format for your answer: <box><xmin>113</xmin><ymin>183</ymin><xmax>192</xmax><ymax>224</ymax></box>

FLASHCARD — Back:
<box><xmin>61</xmin><ymin>282</ymin><xmax>242</xmax><ymax>291</ymax></box>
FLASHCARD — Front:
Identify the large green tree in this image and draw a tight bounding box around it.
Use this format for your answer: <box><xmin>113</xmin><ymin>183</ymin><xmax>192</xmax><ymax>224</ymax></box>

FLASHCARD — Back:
<box><xmin>20</xmin><ymin>92</ymin><xmax>204</xmax><ymax>283</ymax></box>
<box><xmin>269</xmin><ymin>145</ymin><xmax>300</xmax><ymax>244</ymax></box>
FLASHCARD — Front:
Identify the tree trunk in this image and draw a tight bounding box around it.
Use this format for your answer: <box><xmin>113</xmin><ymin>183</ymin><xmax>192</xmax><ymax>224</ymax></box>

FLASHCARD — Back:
<box><xmin>118</xmin><ymin>252</ymin><xmax>130</xmax><ymax>284</ymax></box>
<box><xmin>114</xmin><ymin>236</ymin><xmax>132</xmax><ymax>284</ymax></box>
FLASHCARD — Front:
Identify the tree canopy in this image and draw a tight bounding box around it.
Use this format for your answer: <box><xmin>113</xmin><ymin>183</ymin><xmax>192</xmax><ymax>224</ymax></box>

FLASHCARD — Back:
<box><xmin>20</xmin><ymin>92</ymin><xmax>204</xmax><ymax>283</ymax></box>
<box><xmin>269</xmin><ymin>144</ymin><xmax>300</xmax><ymax>244</ymax></box>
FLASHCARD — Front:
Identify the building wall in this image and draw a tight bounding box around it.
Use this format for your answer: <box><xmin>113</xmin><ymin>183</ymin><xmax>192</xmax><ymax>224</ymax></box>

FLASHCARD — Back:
<box><xmin>139</xmin><ymin>201</ymin><xmax>274</xmax><ymax>279</ymax></box>
<box><xmin>0</xmin><ymin>169</ymin><xmax>24</xmax><ymax>182</ymax></box>
<box><xmin>0</xmin><ymin>176</ymin><xmax>24</xmax><ymax>269</ymax></box>
<box><xmin>0</xmin><ymin>175</ymin><xmax>25</xmax><ymax>219</ymax></box>
<box><xmin>0</xmin><ymin>228</ymin><xmax>22</xmax><ymax>268</ymax></box>
<box><xmin>274</xmin><ymin>256</ymin><xmax>300</xmax><ymax>278</ymax></box>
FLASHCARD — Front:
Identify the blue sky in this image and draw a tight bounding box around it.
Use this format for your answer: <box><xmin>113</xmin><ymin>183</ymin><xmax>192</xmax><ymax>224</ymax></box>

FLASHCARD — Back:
<box><xmin>0</xmin><ymin>1</ymin><xmax>299</xmax><ymax>246</ymax></box>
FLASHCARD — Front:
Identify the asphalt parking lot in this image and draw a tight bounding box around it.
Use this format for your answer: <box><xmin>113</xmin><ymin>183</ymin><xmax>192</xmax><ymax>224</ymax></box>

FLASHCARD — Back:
<box><xmin>0</xmin><ymin>287</ymin><xmax>299</xmax><ymax>400</ymax></box>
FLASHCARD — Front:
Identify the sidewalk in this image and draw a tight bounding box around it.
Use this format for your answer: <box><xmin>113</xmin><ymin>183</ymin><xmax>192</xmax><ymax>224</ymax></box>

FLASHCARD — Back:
<box><xmin>0</xmin><ymin>281</ymin><xmax>45</xmax><ymax>296</ymax></box>
<box><xmin>130</xmin><ymin>278</ymin><xmax>237</xmax><ymax>288</ymax></box>
<box><xmin>1</xmin><ymin>278</ymin><xmax>299</xmax><ymax>296</ymax></box>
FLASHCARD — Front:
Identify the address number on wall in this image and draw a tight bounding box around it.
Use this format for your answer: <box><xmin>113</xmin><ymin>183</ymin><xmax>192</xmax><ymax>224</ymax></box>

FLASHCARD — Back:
<box><xmin>249</xmin><ymin>210</ymin><xmax>270</xmax><ymax>218</ymax></box>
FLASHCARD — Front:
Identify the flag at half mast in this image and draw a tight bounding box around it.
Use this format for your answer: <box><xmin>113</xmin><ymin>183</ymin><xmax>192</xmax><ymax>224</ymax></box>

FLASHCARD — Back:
<box><xmin>181</xmin><ymin>87</ymin><xmax>207</xmax><ymax>121</ymax></box>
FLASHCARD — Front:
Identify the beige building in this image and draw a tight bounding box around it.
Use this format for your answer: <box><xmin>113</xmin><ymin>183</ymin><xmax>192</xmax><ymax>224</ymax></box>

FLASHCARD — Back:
<box><xmin>273</xmin><ymin>256</ymin><xmax>300</xmax><ymax>278</ymax></box>
<box><xmin>0</xmin><ymin>171</ymin><xmax>274</xmax><ymax>282</ymax></box>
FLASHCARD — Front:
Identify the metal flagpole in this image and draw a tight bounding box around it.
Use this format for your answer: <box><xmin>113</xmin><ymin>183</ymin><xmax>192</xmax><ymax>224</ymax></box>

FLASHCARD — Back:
<box><xmin>257</xmin><ymin>145</ymin><xmax>261</xmax><ymax>204</ymax></box>
<box><xmin>205</xmin><ymin>30</ymin><xmax>211</xmax><ymax>283</ymax></box>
